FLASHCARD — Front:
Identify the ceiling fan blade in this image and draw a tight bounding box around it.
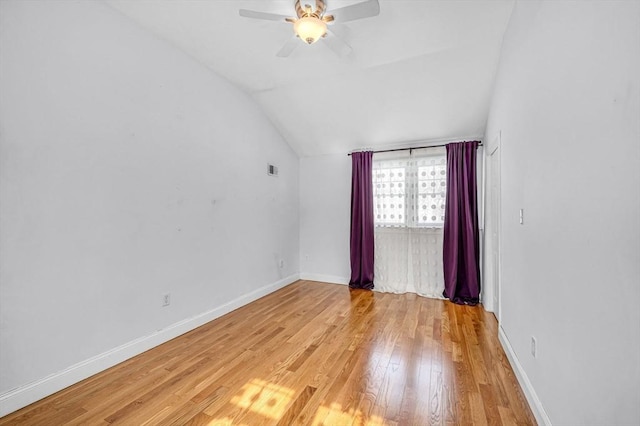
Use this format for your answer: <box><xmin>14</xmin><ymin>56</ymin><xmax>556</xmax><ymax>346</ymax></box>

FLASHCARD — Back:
<box><xmin>239</xmin><ymin>9</ymin><xmax>290</xmax><ymax>22</ymax></box>
<box><xmin>327</xmin><ymin>23</ymin><xmax>351</xmax><ymax>40</ymax></box>
<box><xmin>328</xmin><ymin>0</ymin><xmax>380</xmax><ymax>23</ymax></box>
<box><xmin>276</xmin><ymin>37</ymin><xmax>300</xmax><ymax>58</ymax></box>
<box><xmin>324</xmin><ymin>29</ymin><xmax>353</xmax><ymax>58</ymax></box>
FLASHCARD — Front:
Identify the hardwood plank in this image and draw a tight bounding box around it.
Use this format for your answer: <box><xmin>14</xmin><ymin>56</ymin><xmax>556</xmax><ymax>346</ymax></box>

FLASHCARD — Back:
<box><xmin>275</xmin><ymin>386</ymin><xmax>316</xmax><ymax>426</ymax></box>
<box><xmin>0</xmin><ymin>281</ymin><xmax>536</xmax><ymax>426</ymax></box>
<box><xmin>479</xmin><ymin>383</ymin><xmax>504</xmax><ymax>426</ymax></box>
<box><xmin>158</xmin><ymin>386</ymin><xmax>228</xmax><ymax>425</ymax></box>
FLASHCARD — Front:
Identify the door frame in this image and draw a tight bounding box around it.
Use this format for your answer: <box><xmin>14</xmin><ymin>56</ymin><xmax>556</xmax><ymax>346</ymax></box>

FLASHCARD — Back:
<box><xmin>484</xmin><ymin>132</ymin><xmax>502</xmax><ymax>322</ymax></box>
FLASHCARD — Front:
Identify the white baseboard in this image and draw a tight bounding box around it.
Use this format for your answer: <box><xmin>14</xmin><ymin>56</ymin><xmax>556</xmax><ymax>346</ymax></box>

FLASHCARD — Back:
<box><xmin>498</xmin><ymin>326</ymin><xmax>552</xmax><ymax>426</ymax></box>
<box><xmin>299</xmin><ymin>273</ymin><xmax>349</xmax><ymax>285</ymax></box>
<box><xmin>0</xmin><ymin>273</ymin><xmax>300</xmax><ymax>417</ymax></box>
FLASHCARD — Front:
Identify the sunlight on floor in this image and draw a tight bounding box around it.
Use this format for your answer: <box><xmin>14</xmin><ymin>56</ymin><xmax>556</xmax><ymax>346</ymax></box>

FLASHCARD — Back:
<box><xmin>311</xmin><ymin>402</ymin><xmax>386</xmax><ymax>426</ymax></box>
<box><xmin>207</xmin><ymin>417</ymin><xmax>236</xmax><ymax>426</ymax></box>
<box><xmin>209</xmin><ymin>378</ymin><xmax>387</xmax><ymax>425</ymax></box>
<box><xmin>230</xmin><ymin>378</ymin><xmax>295</xmax><ymax>420</ymax></box>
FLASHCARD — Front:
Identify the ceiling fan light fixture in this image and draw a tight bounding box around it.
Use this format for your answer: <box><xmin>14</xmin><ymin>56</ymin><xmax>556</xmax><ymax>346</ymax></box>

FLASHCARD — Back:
<box><xmin>293</xmin><ymin>16</ymin><xmax>327</xmax><ymax>44</ymax></box>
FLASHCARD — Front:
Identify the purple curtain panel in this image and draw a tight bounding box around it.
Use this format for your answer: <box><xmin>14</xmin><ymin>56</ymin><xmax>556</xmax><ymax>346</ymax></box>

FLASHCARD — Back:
<box><xmin>442</xmin><ymin>141</ymin><xmax>481</xmax><ymax>305</ymax></box>
<box><xmin>349</xmin><ymin>151</ymin><xmax>375</xmax><ymax>290</ymax></box>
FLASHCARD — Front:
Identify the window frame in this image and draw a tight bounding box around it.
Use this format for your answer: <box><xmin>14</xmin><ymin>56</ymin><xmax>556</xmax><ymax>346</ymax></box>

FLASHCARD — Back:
<box><xmin>372</xmin><ymin>151</ymin><xmax>447</xmax><ymax>228</ymax></box>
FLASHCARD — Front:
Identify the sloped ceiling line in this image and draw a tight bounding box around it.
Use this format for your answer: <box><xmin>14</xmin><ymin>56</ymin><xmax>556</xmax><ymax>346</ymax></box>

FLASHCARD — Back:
<box><xmin>106</xmin><ymin>0</ymin><xmax>515</xmax><ymax>157</ymax></box>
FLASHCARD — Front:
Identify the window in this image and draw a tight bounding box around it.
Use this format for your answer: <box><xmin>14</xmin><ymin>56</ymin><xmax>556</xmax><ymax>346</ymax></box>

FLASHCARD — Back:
<box><xmin>373</xmin><ymin>153</ymin><xmax>447</xmax><ymax>227</ymax></box>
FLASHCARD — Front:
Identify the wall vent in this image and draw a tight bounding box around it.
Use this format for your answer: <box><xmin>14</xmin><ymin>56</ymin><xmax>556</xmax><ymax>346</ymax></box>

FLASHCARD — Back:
<box><xmin>267</xmin><ymin>163</ymin><xmax>278</xmax><ymax>177</ymax></box>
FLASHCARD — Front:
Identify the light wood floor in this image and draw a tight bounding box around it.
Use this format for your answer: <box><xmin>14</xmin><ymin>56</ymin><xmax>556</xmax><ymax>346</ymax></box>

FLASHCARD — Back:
<box><xmin>0</xmin><ymin>281</ymin><xmax>536</xmax><ymax>425</ymax></box>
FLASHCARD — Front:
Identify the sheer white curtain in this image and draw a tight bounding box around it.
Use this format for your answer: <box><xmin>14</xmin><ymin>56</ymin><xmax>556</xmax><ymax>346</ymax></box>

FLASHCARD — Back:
<box><xmin>372</xmin><ymin>149</ymin><xmax>446</xmax><ymax>298</ymax></box>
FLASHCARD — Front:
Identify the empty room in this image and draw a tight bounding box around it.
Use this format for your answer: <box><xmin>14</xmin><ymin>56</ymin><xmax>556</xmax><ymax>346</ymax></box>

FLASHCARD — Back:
<box><xmin>0</xmin><ymin>0</ymin><xmax>638</xmax><ymax>425</ymax></box>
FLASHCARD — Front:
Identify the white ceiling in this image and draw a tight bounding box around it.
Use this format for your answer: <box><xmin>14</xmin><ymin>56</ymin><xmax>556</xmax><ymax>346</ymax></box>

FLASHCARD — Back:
<box><xmin>106</xmin><ymin>0</ymin><xmax>514</xmax><ymax>157</ymax></box>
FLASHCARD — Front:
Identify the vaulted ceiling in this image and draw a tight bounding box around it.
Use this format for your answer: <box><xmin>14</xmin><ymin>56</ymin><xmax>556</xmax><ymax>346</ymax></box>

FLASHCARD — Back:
<box><xmin>106</xmin><ymin>0</ymin><xmax>514</xmax><ymax>157</ymax></box>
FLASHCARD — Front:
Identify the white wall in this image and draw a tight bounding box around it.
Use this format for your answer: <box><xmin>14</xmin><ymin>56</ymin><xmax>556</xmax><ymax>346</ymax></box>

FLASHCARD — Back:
<box><xmin>485</xmin><ymin>1</ymin><xmax>640</xmax><ymax>424</ymax></box>
<box><xmin>299</xmin><ymin>154</ymin><xmax>352</xmax><ymax>284</ymax></box>
<box><xmin>0</xmin><ymin>0</ymin><xmax>299</xmax><ymax>413</ymax></box>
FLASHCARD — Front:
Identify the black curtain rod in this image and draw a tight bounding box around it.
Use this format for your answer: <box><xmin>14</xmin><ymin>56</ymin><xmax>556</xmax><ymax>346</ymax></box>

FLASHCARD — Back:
<box><xmin>347</xmin><ymin>141</ymin><xmax>482</xmax><ymax>156</ymax></box>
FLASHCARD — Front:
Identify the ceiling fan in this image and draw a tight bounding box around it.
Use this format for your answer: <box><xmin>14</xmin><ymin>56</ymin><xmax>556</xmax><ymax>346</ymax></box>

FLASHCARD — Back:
<box><xmin>239</xmin><ymin>0</ymin><xmax>380</xmax><ymax>57</ymax></box>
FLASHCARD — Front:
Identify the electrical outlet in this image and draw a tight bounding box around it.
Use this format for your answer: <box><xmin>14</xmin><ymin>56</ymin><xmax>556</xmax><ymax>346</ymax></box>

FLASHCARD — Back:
<box><xmin>279</xmin><ymin>259</ymin><xmax>284</xmax><ymax>268</ymax></box>
<box><xmin>519</xmin><ymin>208</ymin><xmax>524</xmax><ymax>225</ymax></box>
<box><xmin>531</xmin><ymin>336</ymin><xmax>537</xmax><ymax>358</ymax></box>
<box><xmin>162</xmin><ymin>293</ymin><xmax>171</xmax><ymax>307</ymax></box>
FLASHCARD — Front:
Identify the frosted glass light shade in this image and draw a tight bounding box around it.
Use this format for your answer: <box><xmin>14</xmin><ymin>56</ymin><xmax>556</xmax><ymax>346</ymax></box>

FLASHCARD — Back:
<box><xmin>294</xmin><ymin>17</ymin><xmax>327</xmax><ymax>44</ymax></box>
